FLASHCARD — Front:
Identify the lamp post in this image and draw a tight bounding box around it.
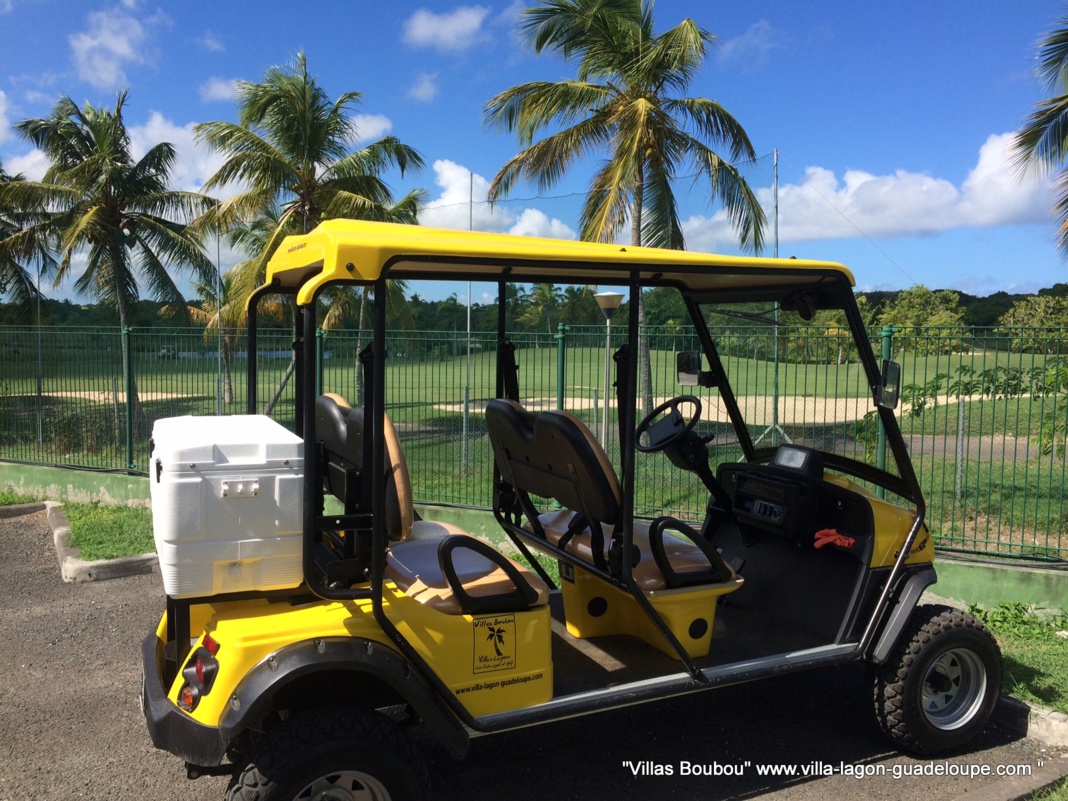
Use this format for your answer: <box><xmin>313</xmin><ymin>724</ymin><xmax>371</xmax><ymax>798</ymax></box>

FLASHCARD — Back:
<box><xmin>595</xmin><ymin>291</ymin><xmax>624</xmax><ymax>446</ymax></box>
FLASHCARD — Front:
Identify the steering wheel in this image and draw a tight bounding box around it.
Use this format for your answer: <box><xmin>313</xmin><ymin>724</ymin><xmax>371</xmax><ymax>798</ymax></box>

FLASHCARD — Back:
<box><xmin>635</xmin><ymin>395</ymin><xmax>703</xmax><ymax>454</ymax></box>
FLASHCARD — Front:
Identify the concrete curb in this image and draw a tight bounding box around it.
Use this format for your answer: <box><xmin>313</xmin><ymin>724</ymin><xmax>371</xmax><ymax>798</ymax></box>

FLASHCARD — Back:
<box><xmin>44</xmin><ymin>500</ymin><xmax>158</xmax><ymax>583</ymax></box>
<box><xmin>1029</xmin><ymin>706</ymin><xmax>1068</xmax><ymax>748</ymax></box>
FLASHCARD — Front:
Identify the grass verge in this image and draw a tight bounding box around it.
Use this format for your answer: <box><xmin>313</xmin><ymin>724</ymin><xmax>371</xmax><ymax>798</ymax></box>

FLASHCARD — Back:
<box><xmin>1029</xmin><ymin>777</ymin><xmax>1068</xmax><ymax>801</ymax></box>
<box><xmin>65</xmin><ymin>501</ymin><xmax>154</xmax><ymax>561</ymax></box>
<box><xmin>969</xmin><ymin>602</ymin><xmax>1068</xmax><ymax>715</ymax></box>
<box><xmin>0</xmin><ymin>486</ymin><xmax>41</xmax><ymax>505</ymax></box>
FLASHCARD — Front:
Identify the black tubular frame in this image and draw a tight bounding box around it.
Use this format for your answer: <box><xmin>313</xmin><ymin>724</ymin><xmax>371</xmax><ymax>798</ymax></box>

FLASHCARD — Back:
<box><xmin>258</xmin><ymin>249</ymin><xmax>929</xmax><ymax>734</ymax></box>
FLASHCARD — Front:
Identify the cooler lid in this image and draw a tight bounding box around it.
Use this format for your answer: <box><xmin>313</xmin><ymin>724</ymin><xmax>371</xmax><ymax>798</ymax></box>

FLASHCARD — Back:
<box><xmin>152</xmin><ymin>415</ymin><xmax>303</xmax><ymax>472</ymax></box>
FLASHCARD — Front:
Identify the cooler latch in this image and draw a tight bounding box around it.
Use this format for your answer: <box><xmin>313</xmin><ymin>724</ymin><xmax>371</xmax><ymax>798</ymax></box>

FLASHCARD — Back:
<box><xmin>221</xmin><ymin>479</ymin><xmax>260</xmax><ymax>498</ymax></box>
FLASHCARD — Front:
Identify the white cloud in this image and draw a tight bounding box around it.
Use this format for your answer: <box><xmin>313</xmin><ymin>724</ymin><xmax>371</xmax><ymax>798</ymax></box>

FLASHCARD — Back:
<box><xmin>957</xmin><ymin>133</ymin><xmax>1048</xmax><ymax>226</ymax></box>
<box><xmin>506</xmin><ymin>208</ymin><xmax>576</xmax><ymax>239</ymax></box>
<box><xmin>0</xmin><ymin>90</ymin><xmax>10</xmax><ymax>147</ymax></box>
<box><xmin>681</xmin><ymin>132</ymin><xmax>1051</xmax><ymax>252</ymax></box>
<box><xmin>128</xmin><ymin>111</ymin><xmax>226</xmax><ymax>194</ymax></box>
<box><xmin>419</xmin><ymin>159</ymin><xmax>574</xmax><ymax>239</ymax></box>
<box><xmin>199</xmin><ymin>77</ymin><xmax>238</xmax><ymax>102</ymax></box>
<box><xmin>403</xmin><ymin>6</ymin><xmax>490</xmax><ymax>53</ymax></box>
<box><xmin>69</xmin><ymin>9</ymin><xmax>147</xmax><ymax>89</ymax></box>
<box><xmin>717</xmin><ymin>20</ymin><xmax>784</xmax><ymax>66</ymax></box>
<box><xmin>199</xmin><ymin>31</ymin><xmax>225</xmax><ymax>53</ymax></box>
<box><xmin>352</xmin><ymin>114</ymin><xmax>392</xmax><ymax>144</ymax></box>
<box><xmin>6</xmin><ymin>148</ymin><xmax>49</xmax><ymax>181</ymax></box>
<box><xmin>407</xmin><ymin>72</ymin><xmax>438</xmax><ymax>102</ymax></box>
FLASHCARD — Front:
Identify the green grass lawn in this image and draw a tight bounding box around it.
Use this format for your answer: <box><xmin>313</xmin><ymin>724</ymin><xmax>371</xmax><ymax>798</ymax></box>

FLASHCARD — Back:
<box><xmin>970</xmin><ymin>603</ymin><xmax>1068</xmax><ymax>715</ymax></box>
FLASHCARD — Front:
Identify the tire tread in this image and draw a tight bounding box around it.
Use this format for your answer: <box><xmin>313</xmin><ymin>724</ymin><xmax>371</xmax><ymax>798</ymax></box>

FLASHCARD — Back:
<box><xmin>225</xmin><ymin>705</ymin><xmax>429</xmax><ymax>801</ymax></box>
<box><xmin>872</xmin><ymin>603</ymin><xmax>1001</xmax><ymax>755</ymax></box>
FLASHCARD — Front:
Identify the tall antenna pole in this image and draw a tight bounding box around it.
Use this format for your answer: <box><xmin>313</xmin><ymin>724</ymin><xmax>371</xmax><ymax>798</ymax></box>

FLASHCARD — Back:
<box><xmin>216</xmin><ymin>198</ymin><xmax>223</xmax><ymax>415</ymax></box>
<box><xmin>755</xmin><ymin>149</ymin><xmax>789</xmax><ymax>447</ymax></box>
<box><xmin>462</xmin><ymin>171</ymin><xmax>473</xmax><ymax>474</ymax></box>
<box><xmin>774</xmin><ymin>148</ymin><xmax>779</xmax><ymax>260</ymax></box>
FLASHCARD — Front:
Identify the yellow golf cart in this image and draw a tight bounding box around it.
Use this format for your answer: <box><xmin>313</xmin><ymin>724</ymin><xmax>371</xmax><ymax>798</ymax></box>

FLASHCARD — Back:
<box><xmin>141</xmin><ymin>220</ymin><xmax>1001</xmax><ymax>800</ymax></box>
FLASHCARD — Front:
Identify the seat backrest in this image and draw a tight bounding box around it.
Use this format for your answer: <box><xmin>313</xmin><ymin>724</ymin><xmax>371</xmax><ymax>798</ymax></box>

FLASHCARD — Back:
<box><xmin>315</xmin><ymin>393</ymin><xmax>413</xmax><ymax>541</ymax></box>
<box><xmin>486</xmin><ymin>399</ymin><xmax>621</xmax><ymax>526</ymax></box>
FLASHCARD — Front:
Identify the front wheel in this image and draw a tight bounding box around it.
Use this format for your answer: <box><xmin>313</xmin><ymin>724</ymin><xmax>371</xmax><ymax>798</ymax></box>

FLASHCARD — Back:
<box><xmin>226</xmin><ymin>705</ymin><xmax>429</xmax><ymax>801</ymax></box>
<box><xmin>871</xmin><ymin>604</ymin><xmax>1002</xmax><ymax>755</ymax></box>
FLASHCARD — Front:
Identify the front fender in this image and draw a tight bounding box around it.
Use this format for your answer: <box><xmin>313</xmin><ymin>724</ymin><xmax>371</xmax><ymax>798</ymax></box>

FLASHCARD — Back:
<box><xmin>867</xmin><ymin>566</ymin><xmax>937</xmax><ymax>664</ymax></box>
<box><xmin>218</xmin><ymin>636</ymin><xmax>470</xmax><ymax>760</ymax></box>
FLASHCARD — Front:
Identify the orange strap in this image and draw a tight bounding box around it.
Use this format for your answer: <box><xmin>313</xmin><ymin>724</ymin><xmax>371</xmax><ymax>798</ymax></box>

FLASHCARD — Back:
<box><xmin>814</xmin><ymin>528</ymin><xmax>855</xmax><ymax>550</ymax></box>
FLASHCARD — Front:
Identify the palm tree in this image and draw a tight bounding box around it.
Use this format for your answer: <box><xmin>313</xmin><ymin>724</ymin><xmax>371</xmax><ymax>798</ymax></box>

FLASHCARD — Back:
<box><xmin>164</xmin><ymin>268</ymin><xmax>241</xmax><ymax>405</ymax></box>
<box><xmin>1015</xmin><ymin>11</ymin><xmax>1068</xmax><ymax>256</ymax></box>
<box><xmin>559</xmin><ymin>284</ymin><xmax>601</xmax><ymax>325</ymax></box>
<box><xmin>2</xmin><ymin>91</ymin><xmax>213</xmax><ymax>425</ymax></box>
<box><xmin>195</xmin><ymin>51</ymin><xmax>425</xmax><ymax>412</ymax></box>
<box><xmin>0</xmin><ymin>161</ymin><xmax>55</xmax><ymax>313</ymax></box>
<box><xmin>484</xmin><ymin>0</ymin><xmax>766</xmax><ymax>415</ymax></box>
<box><xmin>518</xmin><ymin>282</ymin><xmax>563</xmax><ymax>334</ymax></box>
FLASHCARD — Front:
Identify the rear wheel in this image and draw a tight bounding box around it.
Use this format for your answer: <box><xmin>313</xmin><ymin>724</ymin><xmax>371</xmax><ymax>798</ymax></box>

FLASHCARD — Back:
<box><xmin>872</xmin><ymin>604</ymin><xmax>1001</xmax><ymax>755</ymax></box>
<box><xmin>226</xmin><ymin>705</ymin><xmax>429</xmax><ymax>801</ymax></box>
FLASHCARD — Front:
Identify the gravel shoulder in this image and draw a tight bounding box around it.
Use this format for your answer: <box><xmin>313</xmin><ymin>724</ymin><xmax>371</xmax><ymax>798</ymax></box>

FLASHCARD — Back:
<box><xmin>0</xmin><ymin>507</ymin><xmax>229</xmax><ymax>800</ymax></box>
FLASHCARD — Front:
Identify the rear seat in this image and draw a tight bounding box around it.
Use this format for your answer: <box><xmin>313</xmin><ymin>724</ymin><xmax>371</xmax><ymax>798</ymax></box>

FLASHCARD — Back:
<box><xmin>486</xmin><ymin>398</ymin><xmax>737</xmax><ymax>591</ymax></box>
<box><xmin>315</xmin><ymin>394</ymin><xmax>548</xmax><ymax>614</ymax></box>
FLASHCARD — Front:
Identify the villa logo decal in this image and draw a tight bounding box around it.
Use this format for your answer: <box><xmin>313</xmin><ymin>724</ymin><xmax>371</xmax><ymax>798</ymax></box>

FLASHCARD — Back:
<box><xmin>472</xmin><ymin>615</ymin><xmax>516</xmax><ymax>674</ymax></box>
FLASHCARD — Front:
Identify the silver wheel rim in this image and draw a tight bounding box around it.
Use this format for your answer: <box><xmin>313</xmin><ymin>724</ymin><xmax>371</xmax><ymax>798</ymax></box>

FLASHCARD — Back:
<box><xmin>920</xmin><ymin>647</ymin><xmax>987</xmax><ymax>730</ymax></box>
<box><xmin>294</xmin><ymin>771</ymin><xmax>392</xmax><ymax>801</ymax></box>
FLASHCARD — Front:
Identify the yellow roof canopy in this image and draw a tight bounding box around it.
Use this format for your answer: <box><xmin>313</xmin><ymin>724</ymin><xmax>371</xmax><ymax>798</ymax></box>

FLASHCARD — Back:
<box><xmin>264</xmin><ymin>219</ymin><xmax>855</xmax><ymax>306</ymax></box>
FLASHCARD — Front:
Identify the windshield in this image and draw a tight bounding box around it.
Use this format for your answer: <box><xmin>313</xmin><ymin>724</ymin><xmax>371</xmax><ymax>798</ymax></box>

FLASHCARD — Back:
<box><xmin>695</xmin><ymin>299</ymin><xmax>903</xmax><ymax>488</ymax></box>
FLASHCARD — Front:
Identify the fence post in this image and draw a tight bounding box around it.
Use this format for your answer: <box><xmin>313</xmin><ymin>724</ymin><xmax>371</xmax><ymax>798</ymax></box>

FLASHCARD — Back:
<box><xmin>875</xmin><ymin>325</ymin><xmax>896</xmax><ymax>497</ymax></box>
<box><xmin>315</xmin><ymin>328</ymin><xmax>324</xmax><ymax>397</ymax></box>
<box><xmin>124</xmin><ymin>326</ymin><xmax>135</xmax><ymax>470</ymax></box>
<box><xmin>555</xmin><ymin>323</ymin><xmax>568</xmax><ymax>410</ymax></box>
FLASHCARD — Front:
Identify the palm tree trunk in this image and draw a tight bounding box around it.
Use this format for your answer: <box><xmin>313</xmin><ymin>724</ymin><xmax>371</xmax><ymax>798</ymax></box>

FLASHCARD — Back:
<box><xmin>263</xmin><ymin>358</ymin><xmax>296</xmax><ymax>415</ymax></box>
<box><xmin>113</xmin><ymin>257</ymin><xmax>144</xmax><ymax>438</ymax></box>
<box><xmin>264</xmin><ymin>298</ymin><xmax>298</xmax><ymax>415</ymax></box>
<box><xmin>631</xmin><ymin>163</ymin><xmax>654</xmax><ymax>418</ymax></box>
<box><xmin>222</xmin><ymin>336</ymin><xmax>234</xmax><ymax>405</ymax></box>
<box><xmin>355</xmin><ymin>287</ymin><xmax>367</xmax><ymax>405</ymax></box>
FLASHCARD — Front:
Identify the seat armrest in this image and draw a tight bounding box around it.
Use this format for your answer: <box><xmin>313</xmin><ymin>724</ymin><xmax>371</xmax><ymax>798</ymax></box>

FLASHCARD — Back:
<box><xmin>437</xmin><ymin>536</ymin><xmax>541</xmax><ymax>614</ymax></box>
<box><xmin>647</xmin><ymin>517</ymin><xmax>735</xmax><ymax>588</ymax></box>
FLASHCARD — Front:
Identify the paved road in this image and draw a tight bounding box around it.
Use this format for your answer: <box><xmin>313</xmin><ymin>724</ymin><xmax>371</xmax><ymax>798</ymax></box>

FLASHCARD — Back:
<box><xmin>0</xmin><ymin>506</ymin><xmax>1062</xmax><ymax>801</ymax></box>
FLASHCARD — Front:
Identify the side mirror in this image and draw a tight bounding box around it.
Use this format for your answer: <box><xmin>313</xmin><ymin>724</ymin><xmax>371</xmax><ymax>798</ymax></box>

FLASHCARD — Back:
<box><xmin>878</xmin><ymin>360</ymin><xmax>901</xmax><ymax>409</ymax></box>
<box><xmin>676</xmin><ymin>352</ymin><xmax>715</xmax><ymax>388</ymax></box>
<box><xmin>677</xmin><ymin>352</ymin><xmax>702</xmax><ymax>386</ymax></box>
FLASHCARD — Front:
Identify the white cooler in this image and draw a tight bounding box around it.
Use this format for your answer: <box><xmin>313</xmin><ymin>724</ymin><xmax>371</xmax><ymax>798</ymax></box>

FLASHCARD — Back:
<box><xmin>150</xmin><ymin>415</ymin><xmax>304</xmax><ymax>598</ymax></box>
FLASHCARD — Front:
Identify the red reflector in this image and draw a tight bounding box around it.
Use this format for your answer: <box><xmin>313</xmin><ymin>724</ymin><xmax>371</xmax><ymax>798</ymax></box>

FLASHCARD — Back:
<box><xmin>202</xmin><ymin>633</ymin><xmax>220</xmax><ymax>655</ymax></box>
<box><xmin>195</xmin><ymin>656</ymin><xmax>206</xmax><ymax>686</ymax></box>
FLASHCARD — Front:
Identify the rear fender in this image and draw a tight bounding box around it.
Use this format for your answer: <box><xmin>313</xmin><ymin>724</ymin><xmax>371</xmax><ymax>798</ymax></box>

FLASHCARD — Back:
<box><xmin>218</xmin><ymin>636</ymin><xmax>469</xmax><ymax>760</ymax></box>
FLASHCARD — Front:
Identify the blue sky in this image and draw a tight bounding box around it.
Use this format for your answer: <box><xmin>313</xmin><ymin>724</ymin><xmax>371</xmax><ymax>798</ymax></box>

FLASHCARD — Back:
<box><xmin>0</xmin><ymin>0</ymin><xmax>1065</xmax><ymax>302</ymax></box>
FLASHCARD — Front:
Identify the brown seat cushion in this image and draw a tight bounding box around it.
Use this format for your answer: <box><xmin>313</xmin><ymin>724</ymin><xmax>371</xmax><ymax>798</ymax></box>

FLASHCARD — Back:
<box><xmin>386</xmin><ymin>538</ymin><xmax>550</xmax><ymax>615</ymax></box>
<box><xmin>536</xmin><ymin>510</ymin><xmax>728</xmax><ymax>592</ymax></box>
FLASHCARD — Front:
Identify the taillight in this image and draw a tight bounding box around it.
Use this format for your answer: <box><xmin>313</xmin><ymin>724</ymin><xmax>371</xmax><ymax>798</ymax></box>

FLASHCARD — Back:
<box><xmin>178</xmin><ymin>642</ymin><xmax>220</xmax><ymax>712</ymax></box>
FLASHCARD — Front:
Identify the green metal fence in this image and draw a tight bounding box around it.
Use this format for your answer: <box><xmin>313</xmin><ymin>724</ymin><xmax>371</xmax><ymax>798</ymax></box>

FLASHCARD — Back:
<box><xmin>1</xmin><ymin>323</ymin><xmax>1065</xmax><ymax>562</ymax></box>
